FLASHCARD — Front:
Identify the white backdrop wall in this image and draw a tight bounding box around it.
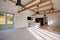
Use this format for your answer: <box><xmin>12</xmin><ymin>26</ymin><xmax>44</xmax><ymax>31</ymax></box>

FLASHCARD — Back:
<box><xmin>47</xmin><ymin>13</ymin><xmax>60</xmax><ymax>27</ymax></box>
<box><xmin>14</xmin><ymin>10</ymin><xmax>34</xmax><ymax>28</ymax></box>
<box><xmin>0</xmin><ymin>0</ymin><xmax>60</xmax><ymax>28</ymax></box>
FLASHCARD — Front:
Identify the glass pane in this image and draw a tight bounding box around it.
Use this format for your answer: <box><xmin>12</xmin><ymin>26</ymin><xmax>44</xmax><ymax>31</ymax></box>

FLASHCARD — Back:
<box><xmin>0</xmin><ymin>13</ymin><xmax>6</xmax><ymax>26</ymax></box>
<box><xmin>7</xmin><ymin>14</ymin><xmax>13</xmax><ymax>24</ymax></box>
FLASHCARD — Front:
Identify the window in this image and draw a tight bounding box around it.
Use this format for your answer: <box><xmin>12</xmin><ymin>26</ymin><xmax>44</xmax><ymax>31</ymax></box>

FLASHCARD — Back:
<box><xmin>7</xmin><ymin>14</ymin><xmax>13</xmax><ymax>24</ymax></box>
<box><xmin>0</xmin><ymin>13</ymin><xmax>6</xmax><ymax>25</ymax></box>
<box><xmin>0</xmin><ymin>12</ymin><xmax>14</xmax><ymax>29</ymax></box>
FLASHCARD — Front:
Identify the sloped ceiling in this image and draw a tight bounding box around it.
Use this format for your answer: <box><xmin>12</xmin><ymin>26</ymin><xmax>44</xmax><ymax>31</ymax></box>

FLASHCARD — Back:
<box><xmin>0</xmin><ymin>0</ymin><xmax>20</xmax><ymax>13</ymax></box>
<box><xmin>0</xmin><ymin>0</ymin><xmax>60</xmax><ymax>13</ymax></box>
<box><xmin>12</xmin><ymin>0</ymin><xmax>32</xmax><ymax>4</ymax></box>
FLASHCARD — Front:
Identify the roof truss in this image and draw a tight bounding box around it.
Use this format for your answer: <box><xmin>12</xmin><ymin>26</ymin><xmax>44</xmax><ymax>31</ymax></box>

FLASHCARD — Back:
<box><xmin>18</xmin><ymin>0</ymin><xmax>50</xmax><ymax>13</ymax></box>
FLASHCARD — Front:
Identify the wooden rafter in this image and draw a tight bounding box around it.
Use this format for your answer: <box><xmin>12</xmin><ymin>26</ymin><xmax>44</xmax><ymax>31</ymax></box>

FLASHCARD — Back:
<box><xmin>9</xmin><ymin>0</ymin><xmax>36</xmax><ymax>6</ymax></box>
<box><xmin>50</xmin><ymin>0</ymin><xmax>53</xmax><ymax>8</ymax></box>
<box><xmin>40</xmin><ymin>0</ymin><xmax>49</xmax><ymax>3</ymax></box>
<box><xmin>9</xmin><ymin>0</ymin><xmax>16</xmax><ymax>3</ymax></box>
<box><xmin>30</xmin><ymin>9</ymin><xmax>36</xmax><ymax>13</ymax></box>
<box><xmin>36</xmin><ymin>9</ymin><xmax>60</xmax><ymax>14</ymax></box>
<box><xmin>48</xmin><ymin>10</ymin><xmax>60</xmax><ymax>14</ymax></box>
<box><xmin>31</xmin><ymin>0</ymin><xmax>60</xmax><ymax>16</ymax></box>
<box><xmin>23</xmin><ymin>0</ymin><xmax>36</xmax><ymax>6</ymax></box>
<box><xmin>32</xmin><ymin>3</ymin><xmax>54</xmax><ymax>10</ymax></box>
<box><xmin>29</xmin><ymin>3</ymin><xmax>54</xmax><ymax>12</ymax></box>
<box><xmin>18</xmin><ymin>0</ymin><xmax>50</xmax><ymax>13</ymax></box>
<box><xmin>49</xmin><ymin>0</ymin><xmax>55</xmax><ymax>12</ymax></box>
<box><xmin>32</xmin><ymin>10</ymin><xmax>60</xmax><ymax>16</ymax></box>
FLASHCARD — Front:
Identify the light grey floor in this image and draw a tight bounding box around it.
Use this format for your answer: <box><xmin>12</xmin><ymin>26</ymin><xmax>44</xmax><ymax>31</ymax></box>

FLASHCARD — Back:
<box><xmin>0</xmin><ymin>27</ymin><xmax>60</xmax><ymax>40</ymax></box>
<box><xmin>0</xmin><ymin>27</ymin><xmax>37</xmax><ymax>40</ymax></box>
<box><xmin>41</xmin><ymin>26</ymin><xmax>60</xmax><ymax>35</ymax></box>
<box><xmin>27</xmin><ymin>27</ymin><xmax>60</xmax><ymax>40</ymax></box>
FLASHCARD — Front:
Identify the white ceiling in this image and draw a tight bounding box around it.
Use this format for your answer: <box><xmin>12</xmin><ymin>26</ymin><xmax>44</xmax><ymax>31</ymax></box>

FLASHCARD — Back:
<box><xmin>0</xmin><ymin>0</ymin><xmax>60</xmax><ymax>13</ymax></box>
<box><xmin>13</xmin><ymin>0</ymin><xmax>32</xmax><ymax>5</ymax></box>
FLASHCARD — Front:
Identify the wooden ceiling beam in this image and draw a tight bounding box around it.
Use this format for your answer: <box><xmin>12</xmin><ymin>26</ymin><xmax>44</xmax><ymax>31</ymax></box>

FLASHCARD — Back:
<box><xmin>32</xmin><ymin>10</ymin><xmax>60</xmax><ymax>16</ymax></box>
<box><xmin>49</xmin><ymin>10</ymin><xmax>60</xmax><ymax>13</ymax></box>
<box><xmin>31</xmin><ymin>9</ymin><xmax>60</xmax><ymax>16</ymax></box>
<box><xmin>29</xmin><ymin>3</ymin><xmax>54</xmax><ymax>13</ymax></box>
<box><xmin>30</xmin><ymin>8</ymin><xmax>53</xmax><ymax>12</ymax></box>
<box><xmin>23</xmin><ymin>0</ymin><xmax>36</xmax><ymax>6</ymax></box>
<box><xmin>32</xmin><ymin>3</ymin><xmax>54</xmax><ymax>10</ymax></box>
<box><xmin>9</xmin><ymin>0</ymin><xmax>16</xmax><ymax>3</ymax></box>
<box><xmin>30</xmin><ymin>9</ymin><xmax>36</xmax><ymax>12</ymax></box>
<box><xmin>18</xmin><ymin>0</ymin><xmax>50</xmax><ymax>13</ymax></box>
<box><xmin>9</xmin><ymin>0</ymin><xmax>36</xmax><ymax>6</ymax></box>
<box><xmin>43</xmin><ymin>10</ymin><xmax>60</xmax><ymax>14</ymax></box>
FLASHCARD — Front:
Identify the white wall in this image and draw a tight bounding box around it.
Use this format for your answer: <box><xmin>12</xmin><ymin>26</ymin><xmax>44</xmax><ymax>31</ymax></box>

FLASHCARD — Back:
<box><xmin>14</xmin><ymin>10</ymin><xmax>34</xmax><ymax>28</ymax></box>
<box><xmin>32</xmin><ymin>13</ymin><xmax>60</xmax><ymax>27</ymax></box>
<box><xmin>0</xmin><ymin>0</ymin><xmax>60</xmax><ymax>28</ymax></box>
<box><xmin>0</xmin><ymin>0</ymin><xmax>34</xmax><ymax>28</ymax></box>
<box><xmin>47</xmin><ymin>13</ymin><xmax>60</xmax><ymax>27</ymax></box>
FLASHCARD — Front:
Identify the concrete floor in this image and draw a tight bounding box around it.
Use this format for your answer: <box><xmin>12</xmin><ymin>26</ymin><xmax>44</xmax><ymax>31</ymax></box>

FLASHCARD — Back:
<box><xmin>0</xmin><ymin>27</ymin><xmax>37</xmax><ymax>40</ymax></box>
<box><xmin>0</xmin><ymin>27</ymin><xmax>60</xmax><ymax>40</ymax></box>
<box><xmin>41</xmin><ymin>26</ymin><xmax>60</xmax><ymax>35</ymax></box>
<box><xmin>27</xmin><ymin>27</ymin><xmax>60</xmax><ymax>40</ymax></box>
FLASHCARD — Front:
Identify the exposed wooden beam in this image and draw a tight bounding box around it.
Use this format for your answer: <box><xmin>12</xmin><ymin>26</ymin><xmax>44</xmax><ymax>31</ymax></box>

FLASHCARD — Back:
<box><xmin>9</xmin><ymin>0</ymin><xmax>16</xmax><ymax>3</ymax></box>
<box><xmin>31</xmin><ymin>7</ymin><xmax>54</xmax><ymax>13</ymax></box>
<box><xmin>9</xmin><ymin>0</ymin><xmax>36</xmax><ymax>6</ymax></box>
<box><xmin>18</xmin><ymin>0</ymin><xmax>50</xmax><ymax>13</ymax></box>
<box><xmin>49</xmin><ymin>10</ymin><xmax>60</xmax><ymax>13</ymax></box>
<box><xmin>32</xmin><ymin>10</ymin><xmax>60</xmax><ymax>16</ymax></box>
<box><xmin>30</xmin><ymin>9</ymin><xmax>36</xmax><ymax>12</ymax></box>
<box><xmin>23</xmin><ymin>0</ymin><xmax>36</xmax><ymax>6</ymax></box>
<box><xmin>50</xmin><ymin>0</ymin><xmax>53</xmax><ymax>8</ymax></box>
<box><xmin>29</xmin><ymin>3</ymin><xmax>54</xmax><ymax>13</ymax></box>
<box><xmin>32</xmin><ymin>3</ymin><xmax>54</xmax><ymax>10</ymax></box>
<box><xmin>39</xmin><ymin>10</ymin><xmax>60</xmax><ymax>14</ymax></box>
<box><xmin>32</xmin><ymin>14</ymin><xmax>37</xmax><ymax>16</ymax></box>
<box><xmin>24</xmin><ymin>0</ymin><xmax>46</xmax><ymax>6</ymax></box>
<box><xmin>32</xmin><ymin>12</ymin><xmax>45</xmax><ymax>16</ymax></box>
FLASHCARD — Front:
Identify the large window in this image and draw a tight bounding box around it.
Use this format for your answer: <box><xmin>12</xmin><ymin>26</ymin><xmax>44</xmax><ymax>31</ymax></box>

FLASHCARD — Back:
<box><xmin>0</xmin><ymin>13</ymin><xmax>6</xmax><ymax>25</ymax></box>
<box><xmin>0</xmin><ymin>12</ymin><xmax>14</xmax><ymax>28</ymax></box>
<box><xmin>7</xmin><ymin>14</ymin><xmax>13</xmax><ymax>24</ymax></box>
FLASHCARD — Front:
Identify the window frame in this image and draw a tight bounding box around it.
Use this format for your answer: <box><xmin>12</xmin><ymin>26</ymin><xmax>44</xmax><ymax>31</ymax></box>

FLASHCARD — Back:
<box><xmin>0</xmin><ymin>12</ymin><xmax>14</xmax><ymax>28</ymax></box>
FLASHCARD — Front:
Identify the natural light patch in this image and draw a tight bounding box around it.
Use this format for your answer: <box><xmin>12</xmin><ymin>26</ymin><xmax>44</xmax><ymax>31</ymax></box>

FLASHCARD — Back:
<box><xmin>27</xmin><ymin>27</ymin><xmax>60</xmax><ymax>40</ymax></box>
<box><xmin>48</xmin><ymin>20</ymin><xmax>53</xmax><ymax>25</ymax></box>
<box><xmin>27</xmin><ymin>28</ymin><xmax>44</xmax><ymax>40</ymax></box>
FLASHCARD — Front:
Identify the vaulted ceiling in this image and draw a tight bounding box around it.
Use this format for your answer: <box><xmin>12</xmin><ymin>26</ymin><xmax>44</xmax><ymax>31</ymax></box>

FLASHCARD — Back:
<box><xmin>9</xmin><ymin>0</ymin><xmax>52</xmax><ymax>12</ymax></box>
<box><xmin>9</xmin><ymin>0</ymin><xmax>60</xmax><ymax>13</ymax></box>
<box><xmin>0</xmin><ymin>0</ymin><xmax>60</xmax><ymax>14</ymax></box>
